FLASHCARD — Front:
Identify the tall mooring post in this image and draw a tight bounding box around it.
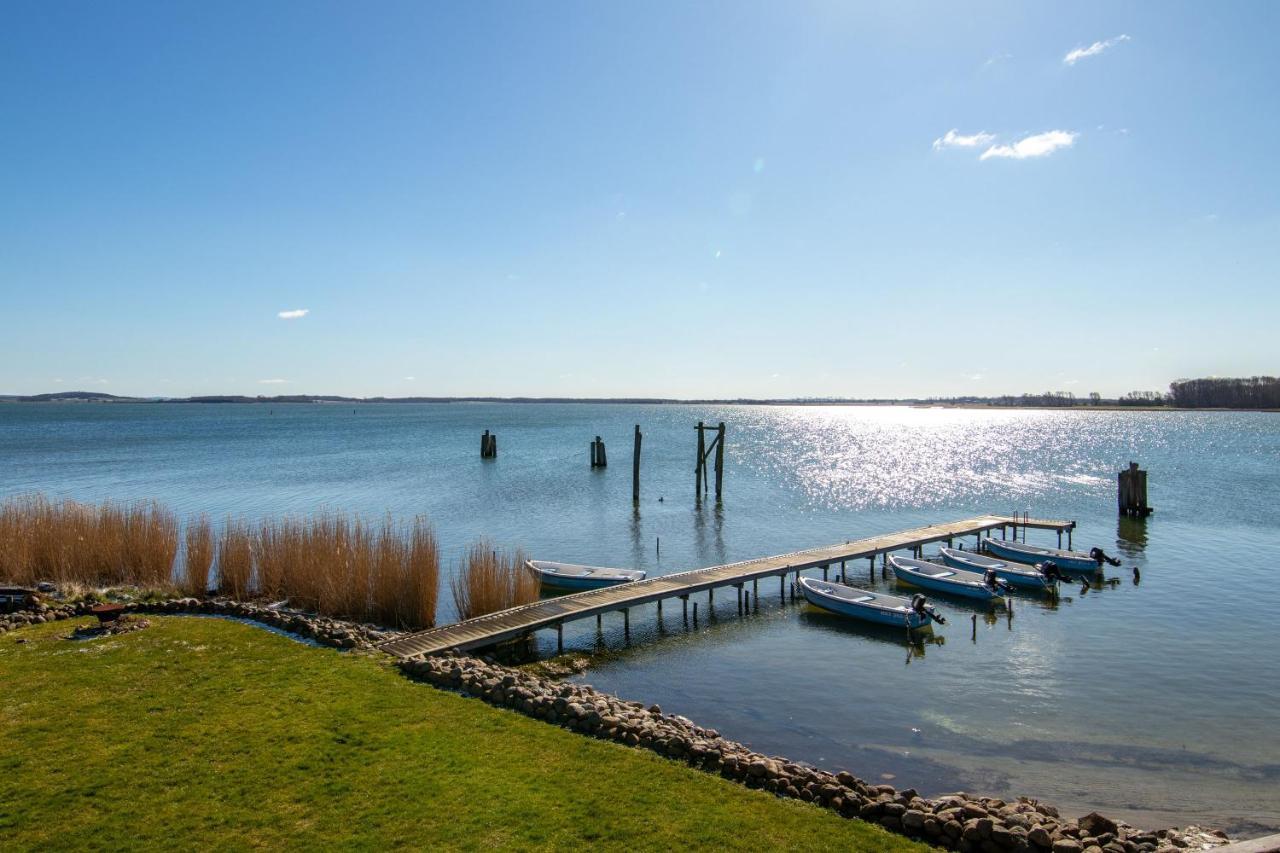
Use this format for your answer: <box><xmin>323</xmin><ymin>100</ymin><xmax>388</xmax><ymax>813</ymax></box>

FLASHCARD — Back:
<box><xmin>480</xmin><ymin>430</ymin><xmax>497</xmax><ymax>459</ymax></box>
<box><xmin>1118</xmin><ymin>461</ymin><xmax>1153</xmax><ymax>517</ymax></box>
<box><xmin>694</xmin><ymin>421</ymin><xmax>726</xmax><ymax>502</ymax></box>
<box><xmin>590</xmin><ymin>436</ymin><xmax>607</xmax><ymax>468</ymax></box>
<box><xmin>632</xmin><ymin>425</ymin><xmax>642</xmax><ymax>502</ymax></box>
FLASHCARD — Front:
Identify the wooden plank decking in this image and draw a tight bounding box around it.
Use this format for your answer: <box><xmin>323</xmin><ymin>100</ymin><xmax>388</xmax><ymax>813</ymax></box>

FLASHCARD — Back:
<box><xmin>379</xmin><ymin>514</ymin><xmax>1074</xmax><ymax>659</ymax></box>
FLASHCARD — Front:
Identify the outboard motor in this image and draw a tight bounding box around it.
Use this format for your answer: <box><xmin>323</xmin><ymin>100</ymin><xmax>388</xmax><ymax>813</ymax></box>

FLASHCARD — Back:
<box><xmin>1038</xmin><ymin>560</ymin><xmax>1066</xmax><ymax>584</ymax></box>
<box><xmin>911</xmin><ymin>593</ymin><xmax>946</xmax><ymax>625</ymax></box>
<box><xmin>983</xmin><ymin>568</ymin><xmax>1013</xmax><ymax>595</ymax></box>
<box><xmin>1089</xmin><ymin>547</ymin><xmax>1121</xmax><ymax>567</ymax></box>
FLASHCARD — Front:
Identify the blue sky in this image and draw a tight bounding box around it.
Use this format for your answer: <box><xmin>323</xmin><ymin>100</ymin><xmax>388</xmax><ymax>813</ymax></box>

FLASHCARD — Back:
<box><xmin>2</xmin><ymin>1</ymin><xmax>1277</xmax><ymax>398</ymax></box>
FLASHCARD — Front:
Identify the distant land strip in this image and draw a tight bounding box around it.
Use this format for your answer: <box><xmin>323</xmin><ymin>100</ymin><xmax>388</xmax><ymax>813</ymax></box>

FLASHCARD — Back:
<box><xmin>3</xmin><ymin>376</ymin><xmax>1279</xmax><ymax>409</ymax></box>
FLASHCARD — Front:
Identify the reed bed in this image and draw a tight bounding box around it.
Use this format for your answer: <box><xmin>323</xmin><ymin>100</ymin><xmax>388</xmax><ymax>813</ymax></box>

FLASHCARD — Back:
<box><xmin>0</xmin><ymin>494</ymin><xmax>178</xmax><ymax>588</ymax></box>
<box><xmin>183</xmin><ymin>514</ymin><xmax>214</xmax><ymax>596</ymax></box>
<box><xmin>0</xmin><ymin>494</ymin><xmax>443</xmax><ymax>629</ymax></box>
<box><xmin>450</xmin><ymin>540</ymin><xmax>538</xmax><ymax>621</ymax></box>
<box><xmin>216</xmin><ymin>518</ymin><xmax>253</xmax><ymax>600</ymax></box>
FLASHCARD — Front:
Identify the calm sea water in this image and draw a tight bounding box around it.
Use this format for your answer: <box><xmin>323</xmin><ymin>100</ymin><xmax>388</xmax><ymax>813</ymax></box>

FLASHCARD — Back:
<box><xmin>2</xmin><ymin>403</ymin><xmax>1277</xmax><ymax>832</ymax></box>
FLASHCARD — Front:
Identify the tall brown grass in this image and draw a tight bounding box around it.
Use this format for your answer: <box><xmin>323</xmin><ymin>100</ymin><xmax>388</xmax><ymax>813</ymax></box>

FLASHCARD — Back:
<box><xmin>450</xmin><ymin>540</ymin><xmax>538</xmax><ymax>621</ymax></box>
<box><xmin>0</xmin><ymin>494</ymin><xmax>177</xmax><ymax>588</ymax></box>
<box><xmin>216</xmin><ymin>518</ymin><xmax>253</xmax><ymax>599</ymax></box>
<box><xmin>183</xmin><ymin>514</ymin><xmax>214</xmax><ymax>596</ymax></box>
<box><xmin>0</xmin><ymin>494</ymin><xmax>442</xmax><ymax>629</ymax></box>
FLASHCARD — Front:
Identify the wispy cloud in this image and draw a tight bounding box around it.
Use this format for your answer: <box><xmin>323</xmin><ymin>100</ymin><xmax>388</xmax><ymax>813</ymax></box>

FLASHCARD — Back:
<box><xmin>933</xmin><ymin>129</ymin><xmax>996</xmax><ymax>151</ymax></box>
<box><xmin>277</xmin><ymin>308</ymin><xmax>309</xmax><ymax>320</ymax></box>
<box><xmin>1064</xmin><ymin>34</ymin><xmax>1130</xmax><ymax>66</ymax></box>
<box><xmin>983</xmin><ymin>53</ymin><xmax>1012</xmax><ymax>68</ymax></box>
<box><xmin>404</xmin><ymin>376</ymin><xmax>416</xmax><ymax>381</ymax></box>
<box><xmin>980</xmin><ymin>130</ymin><xmax>1078</xmax><ymax>161</ymax></box>
<box><xmin>258</xmin><ymin>378</ymin><xmax>289</xmax><ymax>385</ymax></box>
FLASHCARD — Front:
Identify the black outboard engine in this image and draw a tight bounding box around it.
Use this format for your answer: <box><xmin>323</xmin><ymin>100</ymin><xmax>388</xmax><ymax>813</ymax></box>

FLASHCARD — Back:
<box><xmin>911</xmin><ymin>593</ymin><xmax>946</xmax><ymax>625</ymax></box>
<box><xmin>1038</xmin><ymin>560</ymin><xmax>1065</xmax><ymax>584</ymax></box>
<box><xmin>1089</xmin><ymin>547</ymin><xmax>1121</xmax><ymax>567</ymax></box>
<box><xmin>983</xmin><ymin>568</ymin><xmax>1012</xmax><ymax>594</ymax></box>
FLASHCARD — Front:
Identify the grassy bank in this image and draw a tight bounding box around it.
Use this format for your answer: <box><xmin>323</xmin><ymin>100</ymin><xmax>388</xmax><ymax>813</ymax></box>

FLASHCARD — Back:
<box><xmin>0</xmin><ymin>617</ymin><xmax>924</xmax><ymax>851</ymax></box>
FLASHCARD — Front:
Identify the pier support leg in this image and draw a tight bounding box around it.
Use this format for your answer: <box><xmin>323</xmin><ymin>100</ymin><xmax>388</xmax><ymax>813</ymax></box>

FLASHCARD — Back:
<box><xmin>692</xmin><ymin>602</ymin><xmax>698</xmax><ymax>624</ymax></box>
<box><xmin>972</xmin><ymin>613</ymin><xmax>977</xmax><ymax>642</ymax></box>
<box><xmin>1068</xmin><ymin>528</ymin><xmax>1072</xmax><ymax>549</ymax></box>
<box><xmin>623</xmin><ymin>608</ymin><xmax>630</xmax><ymax>640</ymax></box>
<box><xmin>780</xmin><ymin>575</ymin><xmax>785</xmax><ymax>600</ymax></box>
<box><xmin>840</xmin><ymin>560</ymin><xmax>846</xmax><ymax>582</ymax></box>
<box><xmin>1057</xmin><ymin>530</ymin><xmax>1062</xmax><ymax>548</ymax></box>
<box><xmin>736</xmin><ymin>584</ymin><xmax>743</xmax><ymax>615</ymax></box>
<box><xmin>823</xmin><ymin>565</ymin><xmax>829</xmax><ymax>581</ymax></box>
<box><xmin>681</xmin><ymin>595</ymin><xmax>688</xmax><ymax>623</ymax></box>
<box><xmin>596</xmin><ymin>613</ymin><xmax>602</xmax><ymax>631</ymax></box>
<box><xmin>556</xmin><ymin>623</ymin><xmax>563</xmax><ymax>655</ymax></box>
<box><xmin>753</xmin><ymin>578</ymin><xmax>758</xmax><ymax>600</ymax></box>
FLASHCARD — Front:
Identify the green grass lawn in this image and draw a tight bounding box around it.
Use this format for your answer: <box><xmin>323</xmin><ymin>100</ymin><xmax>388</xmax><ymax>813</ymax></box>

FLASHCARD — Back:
<box><xmin>0</xmin><ymin>616</ymin><xmax>928</xmax><ymax>851</ymax></box>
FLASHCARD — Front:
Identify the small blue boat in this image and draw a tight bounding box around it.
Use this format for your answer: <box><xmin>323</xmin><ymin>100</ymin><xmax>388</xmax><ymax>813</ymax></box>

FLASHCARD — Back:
<box><xmin>525</xmin><ymin>560</ymin><xmax>645</xmax><ymax>591</ymax></box>
<box><xmin>939</xmin><ymin>547</ymin><xmax>1054</xmax><ymax>591</ymax></box>
<box><xmin>981</xmin><ymin>538</ymin><xmax>1101</xmax><ymax>574</ymax></box>
<box><xmin>890</xmin><ymin>555</ymin><xmax>1005</xmax><ymax>602</ymax></box>
<box><xmin>798</xmin><ymin>577</ymin><xmax>942</xmax><ymax>628</ymax></box>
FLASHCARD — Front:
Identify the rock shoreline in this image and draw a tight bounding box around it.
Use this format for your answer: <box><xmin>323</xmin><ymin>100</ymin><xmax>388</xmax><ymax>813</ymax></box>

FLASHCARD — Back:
<box><xmin>1</xmin><ymin>596</ymin><xmax>1234</xmax><ymax>851</ymax></box>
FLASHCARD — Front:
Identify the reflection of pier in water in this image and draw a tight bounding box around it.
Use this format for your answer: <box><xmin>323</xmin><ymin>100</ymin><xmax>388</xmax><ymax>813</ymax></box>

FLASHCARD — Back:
<box><xmin>380</xmin><ymin>514</ymin><xmax>1075</xmax><ymax>658</ymax></box>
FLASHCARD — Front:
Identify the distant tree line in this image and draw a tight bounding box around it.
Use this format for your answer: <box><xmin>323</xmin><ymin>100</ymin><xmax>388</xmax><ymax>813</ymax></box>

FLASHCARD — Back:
<box><xmin>1168</xmin><ymin>376</ymin><xmax>1280</xmax><ymax>409</ymax></box>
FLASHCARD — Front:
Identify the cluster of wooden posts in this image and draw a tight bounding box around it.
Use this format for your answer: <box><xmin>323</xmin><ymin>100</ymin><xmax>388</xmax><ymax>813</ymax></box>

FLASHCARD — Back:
<box><xmin>480</xmin><ymin>421</ymin><xmax>723</xmax><ymax>504</ymax></box>
<box><xmin>1117</xmin><ymin>462</ymin><xmax>1153</xmax><ymax>517</ymax></box>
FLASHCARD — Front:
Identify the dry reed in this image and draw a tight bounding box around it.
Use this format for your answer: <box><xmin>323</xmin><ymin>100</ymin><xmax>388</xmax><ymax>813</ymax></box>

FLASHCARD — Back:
<box><xmin>450</xmin><ymin>540</ymin><xmax>538</xmax><ymax>621</ymax></box>
<box><xmin>183</xmin><ymin>515</ymin><xmax>214</xmax><ymax>596</ymax></box>
<box><xmin>216</xmin><ymin>518</ymin><xmax>253</xmax><ymax>599</ymax></box>
<box><xmin>0</xmin><ymin>494</ymin><xmax>178</xmax><ymax>589</ymax></box>
<box><xmin>0</xmin><ymin>493</ymin><xmax>441</xmax><ymax>629</ymax></box>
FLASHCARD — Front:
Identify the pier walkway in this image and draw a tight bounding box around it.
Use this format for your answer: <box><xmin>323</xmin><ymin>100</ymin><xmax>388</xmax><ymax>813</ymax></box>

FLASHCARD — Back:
<box><xmin>379</xmin><ymin>514</ymin><xmax>1075</xmax><ymax>659</ymax></box>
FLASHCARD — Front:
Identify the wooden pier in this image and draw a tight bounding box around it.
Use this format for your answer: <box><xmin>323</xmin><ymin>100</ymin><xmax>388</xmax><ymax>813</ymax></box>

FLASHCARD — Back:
<box><xmin>379</xmin><ymin>514</ymin><xmax>1074</xmax><ymax>659</ymax></box>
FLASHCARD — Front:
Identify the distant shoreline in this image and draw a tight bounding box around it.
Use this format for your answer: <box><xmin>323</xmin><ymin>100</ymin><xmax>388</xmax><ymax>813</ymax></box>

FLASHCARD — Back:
<box><xmin>1</xmin><ymin>392</ymin><xmax>1276</xmax><ymax>413</ymax></box>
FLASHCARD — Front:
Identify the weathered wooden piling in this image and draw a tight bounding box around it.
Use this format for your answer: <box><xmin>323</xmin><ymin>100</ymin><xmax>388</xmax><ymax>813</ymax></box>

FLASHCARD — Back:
<box><xmin>1118</xmin><ymin>461</ymin><xmax>1153</xmax><ymax>517</ymax></box>
<box><xmin>480</xmin><ymin>430</ymin><xmax>497</xmax><ymax>459</ymax></box>
<box><xmin>632</xmin><ymin>425</ymin><xmax>642</xmax><ymax>502</ymax></box>
<box><xmin>694</xmin><ymin>421</ymin><xmax>726</xmax><ymax>502</ymax></box>
<box><xmin>590</xmin><ymin>436</ymin><xmax>607</xmax><ymax>468</ymax></box>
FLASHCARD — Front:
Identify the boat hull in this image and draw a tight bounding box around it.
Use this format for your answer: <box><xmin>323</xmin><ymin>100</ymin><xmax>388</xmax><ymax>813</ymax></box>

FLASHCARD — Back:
<box><xmin>526</xmin><ymin>560</ymin><xmax>645</xmax><ymax>591</ymax></box>
<box><xmin>890</xmin><ymin>557</ymin><xmax>1003</xmax><ymax>602</ymax></box>
<box><xmin>939</xmin><ymin>548</ymin><xmax>1052</xmax><ymax>590</ymax></box>
<box><xmin>799</xmin><ymin>578</ymin><xmax>933</xmax><ymax>629</ymax></box>
<box><xmin>982</xmin><ymin>538</ymin><xmax>1100</xmax><ymax>574</ymax></box>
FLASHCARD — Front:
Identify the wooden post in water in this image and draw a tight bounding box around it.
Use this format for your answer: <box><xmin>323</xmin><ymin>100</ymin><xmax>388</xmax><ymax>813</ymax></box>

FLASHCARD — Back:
<box><xmin>632</xmin><ymin>425</ymin><xmax>642</xmax><ymax>502</ymax></box>
<box><xmin>694</xmin><ymin>421</ymin><xmax>706</xmax><ymax>499</ymax></box>
<box><xmin>480</xmin><ymin>430</ymin><xmax>497</xmax><ymax>459</ymax></box>
<box><xmin>590</xmin><ymin>436</ymin><xmax>607</xmax><ymax>468</ymax></box>
<box><xmin>1118</xmin><ymin>462</ymin><xmax>1154</xmax><ymax>517</ymax></box>
<box><xmin>714</xmin><ymin>422</ymin><xmax>725</xmax><ymax>502</ymax></box>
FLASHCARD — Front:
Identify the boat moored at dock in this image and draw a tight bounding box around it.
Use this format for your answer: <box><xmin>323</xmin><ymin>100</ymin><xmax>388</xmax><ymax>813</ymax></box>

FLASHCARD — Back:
<box><xmin>981</xmin><ymin>538</ymin><xmax>1102</xmax><ymax>574</ymax></box>
<box><xmin>798</xmin><ymin>577</ymin><xmax>943</xmax><ymax>628</ymax></box>
<box><xmin>939</xmin><ymin>547</ymin><xmax>1054</xmax><ymax>591</ymax></box>
<box><xmin>890</xmin><ymin>555</ymin><xmax>1005</xmax><ymax>602</ymax></box>
<box><xmin>526</xmin><ymin>560</ymin><xmax>646</xmax><ymax>591</ymax></box>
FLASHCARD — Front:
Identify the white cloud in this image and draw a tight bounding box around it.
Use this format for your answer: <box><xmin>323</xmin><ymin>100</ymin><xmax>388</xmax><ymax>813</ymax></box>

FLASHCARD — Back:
<box><xmin>277</xmin><ymin>308</ymin><xmax>309</xmax><ymax>320</ymax></box>
<box><xmin>933</xmin><ymin>129</ymin><xmax>996</xmax><ymax>151</ymax></box>
<box><xmin>258</xmin><ymin>378</ymin><xmax>289</xmax><ymax>385</ymax></box>
<box><xmin>1064</xmin><ymin>34</ymin><xmax>1130</xmax><ymax>66</ymax></box>
<box><xmin>404</xmin><ymin>376</ymin><xmax>416</xmax><ymax>381</ymax></box>
<box><xmin>980</xmin><ymin>130</ymin><xmax>1078</xmax><ymax>161</ymax></box>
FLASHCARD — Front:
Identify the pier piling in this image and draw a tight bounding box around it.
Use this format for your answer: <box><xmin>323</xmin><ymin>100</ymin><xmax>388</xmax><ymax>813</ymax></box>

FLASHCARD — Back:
<box><xmin>590</xmin><ymin>436</ymin><xmax>607</xmax><ymax>468</ymax></box>
<box><xmin>480</xmin><ymin>430</ymin><xmax>498</xmax><ymax>459</ymax></box>
<box><xmin>1118</xmin><ymin>462</ymin><xmax>1154</xmax><ymax>517</ymax></box>
<box><xmin>632</xmin><ymin>425</ymin><xmax>642</xmax><ymax>502</ymax></box>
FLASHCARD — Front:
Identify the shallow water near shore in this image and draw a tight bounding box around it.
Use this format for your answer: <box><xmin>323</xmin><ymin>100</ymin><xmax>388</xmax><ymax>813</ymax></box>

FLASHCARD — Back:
<box><xmin>2</xmin><ymin>402</ymin><xmax>1278</xmax><ymax>832</ymax></box>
